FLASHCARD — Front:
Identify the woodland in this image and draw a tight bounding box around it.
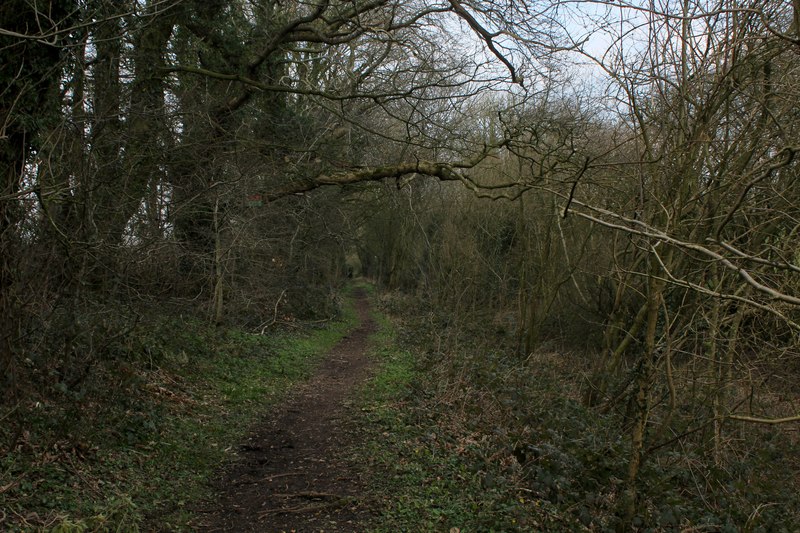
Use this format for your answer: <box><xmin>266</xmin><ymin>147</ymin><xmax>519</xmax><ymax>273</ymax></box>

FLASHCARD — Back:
<box><xmin>1</xmin><ymin>0</ymin><xmax>800</xmax><ymax>531</ymax></box>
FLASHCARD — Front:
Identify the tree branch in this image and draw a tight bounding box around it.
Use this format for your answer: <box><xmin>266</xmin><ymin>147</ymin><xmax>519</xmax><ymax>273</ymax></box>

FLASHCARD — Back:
<box><xmin>263</xmin><ymin>160</ymin><xmax>464</xmax><ymax>202</ymax></box>
<box><xmin>448</xmin><ymin>0</ymin><xmax>523</xmax><ymax>85</ymax></box>
<box><xmin>557</xmin><ymin>194</ymin><xmax>800</xmax><ymax>307</ymax></box>
<box><xmin>729</xmin><ymin>414</ymin><xmax>800</xmax><ymax>425</ymax></box>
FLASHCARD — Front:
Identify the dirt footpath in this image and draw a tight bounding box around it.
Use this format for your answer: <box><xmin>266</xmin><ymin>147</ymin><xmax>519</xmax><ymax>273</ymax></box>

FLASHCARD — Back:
<box><xmin>197</xmin><ymin>290</ymin><xmax>377</xmax><ymax>532</ymax></box>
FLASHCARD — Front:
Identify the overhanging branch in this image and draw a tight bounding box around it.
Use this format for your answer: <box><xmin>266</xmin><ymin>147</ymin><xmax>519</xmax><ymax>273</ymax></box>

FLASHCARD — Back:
<box><xmin>557</xmin><ymin>192</ymin><xmax>800</xmax><ymax>308</ymax></box>
<box><xmin>263</xmin><ymin>160</ymin><xmax>463</xmax><ymax>201</ymax></box>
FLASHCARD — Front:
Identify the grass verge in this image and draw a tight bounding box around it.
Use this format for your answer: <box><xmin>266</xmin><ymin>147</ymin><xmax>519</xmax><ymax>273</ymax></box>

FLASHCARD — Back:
<box><xmin>0</xmin><ymin>295</ymin><xmax>358</xmax><ymax>532</ymax></box>
<box><xmin>356</xmin><ymin>300</ymin><xmax>566</xmax><ymax>533</ymax></box>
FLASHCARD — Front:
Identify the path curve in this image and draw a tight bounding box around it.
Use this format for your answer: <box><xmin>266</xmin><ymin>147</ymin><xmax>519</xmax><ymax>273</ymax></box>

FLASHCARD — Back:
<box><xmin>197</xmin><ymin>289</ymin><xmax>377</xmax><ymax>532</ymax></box>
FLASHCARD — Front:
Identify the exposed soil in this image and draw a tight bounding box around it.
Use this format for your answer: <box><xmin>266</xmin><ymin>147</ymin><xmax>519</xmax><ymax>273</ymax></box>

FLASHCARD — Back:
<box><xmin>196</xmin><ymin>290</ymin><xmax>378</xmax><ymax>532</ymax></box>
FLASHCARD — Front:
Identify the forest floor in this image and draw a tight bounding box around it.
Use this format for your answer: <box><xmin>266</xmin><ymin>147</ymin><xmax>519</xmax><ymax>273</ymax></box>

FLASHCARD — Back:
<box><xmin>7</xmin><ymin>285</ymin><xmax>793</xmax><ymax>531</ymax></box>
<box><xmin>195</xmin><ymin>288</ymin><xmax>378</xmax><ymax>532</ymax></box>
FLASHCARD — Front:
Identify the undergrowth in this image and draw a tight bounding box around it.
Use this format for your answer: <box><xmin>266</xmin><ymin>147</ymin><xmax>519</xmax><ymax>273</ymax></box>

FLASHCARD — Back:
<box><xmin>0</xmin><ymin>292</ymin><xmax>358</xmax><ymax>532</ymax></box>
<box><xmin>358</xmin><ymin>302</ymin><xmax>581</xmax><ymax>532</ymax></box>
<box><xmin>358</xmin><ymin>291</ymin><xmax>800</xmax><ymax>532</ymax></box>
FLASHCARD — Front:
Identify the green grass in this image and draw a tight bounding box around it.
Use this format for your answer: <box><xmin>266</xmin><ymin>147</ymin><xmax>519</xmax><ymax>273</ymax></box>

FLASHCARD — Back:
<box><xmin>355</xmin><ymin>310</ymin><xmax>514</xmax><ymax>532</ymax></box>
<box><xmin>0</xmin><ymin>294</ymin><xmax>359</xmax><ymax>532</ymax></box>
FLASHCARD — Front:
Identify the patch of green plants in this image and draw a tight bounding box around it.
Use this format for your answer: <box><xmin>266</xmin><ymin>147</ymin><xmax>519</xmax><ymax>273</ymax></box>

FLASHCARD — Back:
<box><xmin>349</xmin><ymin>278</ymin><xmax>377</xmax><ymax>295</ymax></box>
<box><xmin>358</xmin><ymin>300</ymin><xmax>800</xmax><ymax>532</ymax></box>
<box><xmin>0</xmin><ymin>292</ymin><xmax>359</xmax><ymax>532</ymax></box>
<box><xmin>356</xmin><ymin>306</ymin><xmax>574</xmax><ymax>532</ymax></box>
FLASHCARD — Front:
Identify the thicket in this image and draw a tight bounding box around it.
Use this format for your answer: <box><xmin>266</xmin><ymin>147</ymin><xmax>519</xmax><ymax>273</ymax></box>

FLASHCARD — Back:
<box><xmin>367</xmin><ymin>290</ymin><xmax>799</xmax><ymax>531</ymax></box>
<box><xmin>0</xmin><ymin>298</ymin><xmax>357</xmax><ymax>530</ymax></box>
<box><xmin>360</xmin><ymin>129</ymin><xmax>800</xmax><ymax>525</ymax></box>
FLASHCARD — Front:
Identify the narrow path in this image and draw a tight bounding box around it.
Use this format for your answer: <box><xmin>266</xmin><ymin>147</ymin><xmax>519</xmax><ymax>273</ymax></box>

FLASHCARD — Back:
<box><xmin>197</xmin><ymin>289</ymin><xmax>377</xmax><ymax>532</ymax></box>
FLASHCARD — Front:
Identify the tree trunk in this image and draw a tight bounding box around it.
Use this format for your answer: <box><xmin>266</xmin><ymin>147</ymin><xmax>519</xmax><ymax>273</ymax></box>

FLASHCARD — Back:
<box><xmin>620</xmin><ymin>268</ymin><xmax>663</xmax><ymax>529</ymax></box>
<box><xmin>0</xmin><ymin>131</ymin><xmax>25</xmax><ymax>399</ymax></box>
<box><xmin>0</xmin><ymin>0</ymin><xmax>74</xmax><ymax>397</ymax></box>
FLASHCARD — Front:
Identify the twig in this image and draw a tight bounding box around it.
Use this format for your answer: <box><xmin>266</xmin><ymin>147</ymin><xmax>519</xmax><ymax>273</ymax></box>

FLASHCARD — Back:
<box><xmin>230</xmin><ymin>472</ymin><xmax>320</xmax><ymax>486</ymax></box>
<box><xmin>272</xmin><ymin>491</ymin><xmax>340</xmax><ymax>499</ymax></box>
<box><xmin>63</xmin><ymin>454</ymin><xmax>105</xmax><ymax>499</ymax></box>
<box><xmin>0</xmin><ymin>402</ymin><xmax>21</xmax><ymax>424</ymax></box>
<box><xmin>728</xmin><ymin>413</ymin><xmax>800</xmax><ymax>425</ymax></box>
<box><xmin>259</xmin><ymin>289</ymin><xmax>287</xmax><ymax>334</ymax></box>
<box><xmin>262</xmin><ymin>472</ymin><xmax>303</xmax><ymax>482</ymax></box>
<box><xmin>563</xmin><ymin>156</ymin><xmax>590</xmax><ymax>218</ymax></box>
<box><xmin>258</xmin><ymin>498</ymin><xmax>352</xmax><ymax>518</ymax></box>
